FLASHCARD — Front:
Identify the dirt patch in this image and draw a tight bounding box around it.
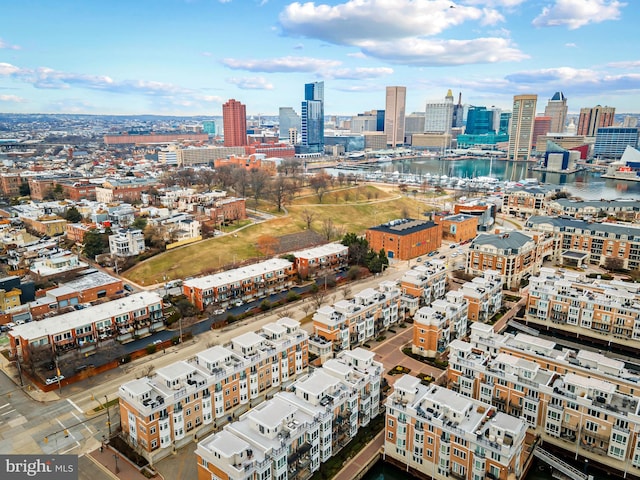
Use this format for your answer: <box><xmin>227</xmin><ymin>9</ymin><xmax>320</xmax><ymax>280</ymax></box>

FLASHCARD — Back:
<box><xmin>268</xmin><ymin>230</ymin><xmax>325</xmax><ymax>255</ymax></box>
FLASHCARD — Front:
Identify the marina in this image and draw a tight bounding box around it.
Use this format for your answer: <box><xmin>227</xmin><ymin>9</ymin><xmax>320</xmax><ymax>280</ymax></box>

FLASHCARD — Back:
<box><xmin>318</xmin><ymin>156</ymin><xmax>640</xmax><ymax>200</ymax></box>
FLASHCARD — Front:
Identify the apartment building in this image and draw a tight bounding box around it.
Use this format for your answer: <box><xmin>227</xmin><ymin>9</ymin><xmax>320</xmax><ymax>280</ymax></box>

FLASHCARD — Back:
<box><xmin>412</xmin><ymin>290</ymin><xmax>468</xmax><ymax>358</ymax></box>
<box><xmin>195</xmin><ymin>348</ymin><xmax>382</xmax><ymax>480</ymax></box>
<box><xmin>399</xmin><ymin>260</ymin><xmax>448</xmax><ymax>308</ymax></box>
<box><xmin>448</xmin><ymin>326</ymin><xmax>640</xmax><ymax>478</ymax></box>
<box><xmin>95</xmin><ymin>178</ymin><xmax>161</xmax><ymax>203</ymax></box>
<box><xmin>435</xmin><ymin>214</ymin><xmax>478</xmax><ymax>243</ymax></box>
<box><xmin>546</xmin><ymin>199</ymin><xmax>640</xmax><ymax>222</ymax></box>
<box><xmin>460</xmin><ymin>270</ymin><xmax>503</xmax><ymax>323</ymax></box>
<box><xmin>119</xmin><ymin>317</ymin><xmax>309</xmax><ymax>464</ymax></box>
<box><xmin>291</xmin><ymin>243</ymin><xmax>349</xmax><ymax>279</ymax></box>
<box><xmin>525</xmin><ymin>267</ymin><xmax>640</xmax><ymax>351</ymax></box>
<box><xmin>526</xmin><ymin>216</ymin><xmax>640</xmax><ymax>270</ymax></box>
<box><xmin>385</xmin><ymin>376</ymin><xmax>529</xmax><ymax>480</ymax></box>
<box><xmin>466</xmin><ymin>231</ymin><xmax>554</xmax><ymax>290</ymax></box>
<box><xmin>183</xmin><ymin>258</ymin><xmax>295</xmax><ymax>311</ymax></box>
<box><xmin>311</xmin><ymin>281</ymin><xmax>401</xmax><ymax>353</ymax></box>
<box><xmin>366</xmin><ymin>218</ymin><xmax>442</xmax><ymax>261</ymax></box>
<box><xmin>29</xmin><ymin>271</ymin><xmax>123</xmax><ymax>318</ymax></box>
<box><xmin>108</xmin><ymin>228</ymin><xmax>146</xmax><ymax>258</ymax></box>
<box><xmin>501</xmin><ymin>186</ymin><xmax>560</xmax><ymax>218</ymax></box>
<box><xmin>8</xmin><ymin>291</ymin><xmax>164</xmax><ymax>363</ymax></box>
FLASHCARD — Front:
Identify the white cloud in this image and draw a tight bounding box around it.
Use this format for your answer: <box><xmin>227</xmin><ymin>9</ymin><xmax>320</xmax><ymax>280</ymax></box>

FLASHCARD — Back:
<box><xmin>279</xmin><ymin>0</ymin><xmax>493</xmax><ymax>44</ymax></box>
<box><xmin>222</xmin><ymin>56</ymin><xmax>341</xmax><ymax>72</ymax></box>
<box><xmin>607</xmin><ymin>60</ymin><xmax>640</xmax><ymax>69</ymax></box>
<box><xmin>0</xmin><ymin>63</ymin><xmax>21</xmax><ymax>75</ymax></box>
<box><xmin>503</xmin><ymin>66</ymin><xmax>640</xmax><ymax>95</ymax></box>
<box><xmin>201</xmin><ymin>52</ymin><xmax>213</xmax><ymax>57</ymax></box>
<box><xmin>532</xmin><ymin>0</ymin><xmax>625</xmax><ymax>30</ymax></box>
<box><xmin>347</xmin><ymin>52</ymin><xmax>367</xmax><ymax>59</ymax></box>
<box><xmin>0</xmin><ymin>39</ymin><xmax>20</xmax><ymax>50</ymax></box>
<box><xmin>564</xmin><ymin>42</ymin><xmax>578</xmax><ymax>48</ymax></box>
<box><xmin>226</xmin><ymin>77</ymin><xmax>274</xmax><ymax>90</ymax></box>
<box><xmin>359</xmin><ymin>37</ymin><xmax>528</xmax><ymax>66</ymax></box>
<box><xmin>325</xmin><ymin>67</ymin><xmax>393</xmax><ymax>80</ymax></box>
<box><xmin>0</xmin><ymin>94</ymin><xmax>26</xmax><ymax>103</ymax></box>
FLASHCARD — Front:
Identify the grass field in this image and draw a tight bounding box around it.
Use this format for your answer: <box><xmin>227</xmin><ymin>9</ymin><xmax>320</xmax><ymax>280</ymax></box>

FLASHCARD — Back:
<box><xmin>124</xmin><ymin>184</ymin><xmax>433</xmax><ymax>286</ymax></box>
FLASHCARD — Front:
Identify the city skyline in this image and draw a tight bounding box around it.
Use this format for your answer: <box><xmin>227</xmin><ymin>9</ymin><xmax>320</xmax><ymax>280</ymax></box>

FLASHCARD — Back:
<box><xmin>0</xmin><ymin>0</ymin><xmax>638</xmax><ymax>116</ymax></box>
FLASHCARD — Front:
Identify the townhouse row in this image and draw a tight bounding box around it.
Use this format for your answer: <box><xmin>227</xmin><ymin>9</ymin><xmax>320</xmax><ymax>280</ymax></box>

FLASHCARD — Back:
<box><xmin>118</xmin><ymin>317</ymin><xmax>309</xmax><ymax>464</ymax></box>
<box><xmin>195</xmin><ymin>347</ymin><xmax>382</xmax><ymax>480</ymax></box>
<box><xmin>385</xmin><ymin>376</ymin><xmax>532</xmax><ymax>480</ymax></box>
<box><xmin>525</xmin><ymin>267</ymin><xmax>640</xmax><ymax>351</ymax></box>
<box><xmin>183</xmin><ymin>244</ymin><xmax>348</xmax><ymax>311</ymax></box>
<box><xmin>447</xmin><ymin>322</ymin><xmax>640</xmax><ymax>477</ymax></box>
<box><xmin>8</xmin><ymin>291</ymin><xmax>164</xmax><ymax>364</ymax></box>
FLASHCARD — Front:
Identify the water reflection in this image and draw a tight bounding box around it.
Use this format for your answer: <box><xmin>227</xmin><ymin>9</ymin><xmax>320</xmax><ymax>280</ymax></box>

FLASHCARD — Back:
<box><xmin>325</xmin><ymin>157</ymin><xmax>640</xmax><ymax>201</ymax></box>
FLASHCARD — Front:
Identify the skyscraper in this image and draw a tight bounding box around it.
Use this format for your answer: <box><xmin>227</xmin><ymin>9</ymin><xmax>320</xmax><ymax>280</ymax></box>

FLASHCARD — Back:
<box><xmin>299</xmin><ymin>81</ymin><xmax>324</xmax><ymax>154</ymax></box>
<box><xmin>577</xmin><ymin>105</ymin><xmax>616</xmax><ymax>136</ymax></box>
<box><xmin>424</xmin><ymin>90</ymin><xmax>455</xmax><ymax>134</ymax></box>
<box><xmin>508</xmin><ymin>94</ymin><xmax>537</xmax><ymax>160</ymax></box>
<box><xmin>544</xmin><ymin>92</ymin><xmax>568</xmax><ymax>133</ymax></box>
<box><xmin>452</xmin><ymin>92</ymin><xmax>464</xmax><ymax>128</ymax></box>
<box><xmin>222</xmin><ymin>99</ymin><xmax>247</xmax><ymax>147</ymax></box>
<box><xmin>465</xmin><ymin>106</ymin><xmax>494</xmax><ymax>135</ymax></box>
<box><xmin>384</xmin><ymin>86</ymin><xmax>406</xmax><ymax>147</ymax></box>
<box><xmin>279</xmin><ymin>107</ymin><xmax>300</xmax><ymax>141</ymax></box>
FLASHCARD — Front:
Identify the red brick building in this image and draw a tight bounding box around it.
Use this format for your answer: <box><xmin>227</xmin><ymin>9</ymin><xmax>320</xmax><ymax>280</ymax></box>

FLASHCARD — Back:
<box><xmin>366</xmin><ymin>218</ymin><xmax>442</xmax><ymax>260</ymax></box>
<box><xmin>434</xmin><ymin>213</ymin><xmax>478</xmax><ymax>243</ymax></box>
<box><xmin>244</xmin><ymin>141</ymin><xmax>295</xmax><ymax>158</ymax></box>
<box><xmin>0</xmin><ymin>173</ymin><xmax>24</xmax><ymax>198</ymax></box>
<box><xmin>103</xmin><ymin>133</ymin><xmax>208</xmax><ymax>145</ymax></box>
<box><xmin>222</xmin><ymin>99</ymin><xmax>247</xmax><ymax>147</ymax></box>
<box><xmin>60</xmin><ymin>180</ymin><xmax>97</xmax><ymax>201</ymax></box>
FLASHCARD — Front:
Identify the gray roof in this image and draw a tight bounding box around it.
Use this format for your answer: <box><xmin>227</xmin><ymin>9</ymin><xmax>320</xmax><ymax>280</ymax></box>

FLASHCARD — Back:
<box><xmin>470</xmin><ymin>231</ymin><xmax>533</xmax><ymax>251</ymax></box>
<box><xmin>553</xmin><ymin>198</ymin><xmax>640</xmax><ymax>211</ymax></box>
<box><xmin>527</xmin><ymin>216</ymin><xmax>640</xmax><ymax>240</ymax></box>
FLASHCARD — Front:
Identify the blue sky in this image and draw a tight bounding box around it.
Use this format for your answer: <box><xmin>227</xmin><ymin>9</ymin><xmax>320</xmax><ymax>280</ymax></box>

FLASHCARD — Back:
<box><xmin>0</xmin><ymin>0</ymin><xmax>638</xmax><ymax>116</ymax></box>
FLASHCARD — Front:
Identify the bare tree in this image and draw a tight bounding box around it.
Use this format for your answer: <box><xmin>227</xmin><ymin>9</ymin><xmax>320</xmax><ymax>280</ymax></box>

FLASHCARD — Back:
<box><xmin>310</xmin><ymin>287</ymin><xmax>328</xmax><ymax>309</ymax></box>
<box><xmin>342</xmin><ymin>285</ymin><xmax>352</xmax><ymax>300</ymax></box>
<box><xmin>321</xmin><ymin>218</ymin><xmax>335</xmax><ymax>240</ymax></box>
<box><xmin>232</xmin><ymin>167</ymin><xmax>249</xmax><ymax>198</ymax></box>
<box><xmin>302</xmin><ymin>209</ymin><xmax>315</xmax><ymax>230</ymax></box>
<box><xmin>271</xmin><ymin>176</ymin><xmax>291</xmax><ymax>212</ymax></box>
<box><xmin>300</xmin><ymin>302</ymin><xmax>312</xmax><ymax>317</ymax></box>
<box><xmin>277</xmin><ymin>308</ymin><xmax>293</xmax><ymax>319</ymax></box>
<box><xmin>309</xmin><ymin>171</ymin><xmax>331</xmax><ymax>203</ymax></box>
<box><xmin>249</xmin><ymin>168</ymin><xmax>271</xmax><ymax>208</ymax></box>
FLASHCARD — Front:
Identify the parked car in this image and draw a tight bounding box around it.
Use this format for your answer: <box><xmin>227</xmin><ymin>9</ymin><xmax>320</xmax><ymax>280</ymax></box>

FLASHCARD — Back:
<box><xmin>124</xmin><ymin>284</ymin><xmax>134</xmax><ymax>292</ymax></box>
<box><xmin>212</xmin><ymin>308</ymin><xmax>225</xmax><ymax>316</ymax></box>
<box><xmin>439</xmin><ymin>255</ymin><xmax>446</xmax><ymax>259</ymax></box>
<box><xmin>45</xmin><ymin>375</ymin><xmax>65</xmax><ymax>385</ymax></box>
<box><xmin>233</xmin><ymin>299</ymin><xmax>244</xmax><ymax>307</ymax></box>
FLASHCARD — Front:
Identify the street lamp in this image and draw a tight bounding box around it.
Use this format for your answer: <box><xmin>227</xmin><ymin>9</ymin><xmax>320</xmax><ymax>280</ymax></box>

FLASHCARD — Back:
<box><xmin>113</xmin><ymin>453</ymin><xmax>120</xmax><ymax>474</ymax></box>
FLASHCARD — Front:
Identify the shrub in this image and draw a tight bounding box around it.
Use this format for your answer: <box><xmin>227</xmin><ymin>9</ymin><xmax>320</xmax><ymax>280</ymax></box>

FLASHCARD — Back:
<box><xmin>260</xmin><ymin>300</ymin><xmax>271</xmax><ymax>311</ymax></box>
<box><xmin>145</xmin><ymin>345</ymin><xmax>157</xmax><ymax>355</ymax></box>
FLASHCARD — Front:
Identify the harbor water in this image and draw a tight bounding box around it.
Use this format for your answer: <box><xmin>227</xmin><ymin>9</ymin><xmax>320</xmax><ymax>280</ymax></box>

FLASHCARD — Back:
<box><xmin>325</xmin><ymin>157</ymin><xmax>640</xmax><ymax>201</ymax></box>
<box><xmin>360</xmin><ymin>457</ymin><xmax>611</xmax><ymax>480</ymax></box>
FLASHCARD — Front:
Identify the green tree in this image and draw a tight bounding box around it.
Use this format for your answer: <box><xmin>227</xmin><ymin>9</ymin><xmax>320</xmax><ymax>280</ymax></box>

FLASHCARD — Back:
<box><xmin>131</xmin><ymin>216</ymin><xmax>148</xmax><ymax>231</ymax></box>
<box><xmin>64</xmin><ymin>206</ymin><xmax>82</xmax><ymax>223</ymax></box>
<box><xmin>342</xmin><ymin>232</ymin><xmax>370</xmax><ymax>266</ymax></box>
<box><xmin>18</xmin><ymin>182</ymin><xmax>30</xmax><ymax>197</ymax></box>
<box><xmin>82</xmin><ymin>229</ymin><xmax>109</xmax><ymax>259</ymax></box>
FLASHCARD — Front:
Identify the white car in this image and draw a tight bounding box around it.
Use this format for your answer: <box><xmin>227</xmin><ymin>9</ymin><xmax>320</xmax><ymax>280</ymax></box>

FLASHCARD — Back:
<box><xmin>45</xmin><ymin>375</ymin><xmax>64</xmax><ymax>385</ymax></box>
<box><xmin>212</xmin><ymin>308</ymin><xmax>225</xmax><ymax>316</ymax></box>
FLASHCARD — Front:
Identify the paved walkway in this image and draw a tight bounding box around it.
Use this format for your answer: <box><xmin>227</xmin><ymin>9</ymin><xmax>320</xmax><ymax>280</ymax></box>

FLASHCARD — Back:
<box><xmin>333</xmin><ymin>431</ymin><xmax>384</xmax><ymax>480</ymax></box>
<box><xmin>87</xmin><ymin>445</ymin><xmax>158</xmax><ymax>480</ymax></box>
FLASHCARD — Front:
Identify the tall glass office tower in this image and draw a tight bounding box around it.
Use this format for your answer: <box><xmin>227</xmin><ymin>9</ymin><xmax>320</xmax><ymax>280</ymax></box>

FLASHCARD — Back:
<box><xmin>299</xmin><ymin>81</ymin><xmax>324</xmax><ymax>154</ymax></box>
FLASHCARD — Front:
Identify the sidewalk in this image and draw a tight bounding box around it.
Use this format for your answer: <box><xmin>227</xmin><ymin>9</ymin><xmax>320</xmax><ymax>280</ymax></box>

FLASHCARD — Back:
<box><xmin>88</xmin><ymin>445</ymin><xmax>157</xmax><ymax>480</ymax></box>
<box><xmin>333</xmin><ymin>431</ymin><xmax>384</xmax><ymax>480</ymax></box>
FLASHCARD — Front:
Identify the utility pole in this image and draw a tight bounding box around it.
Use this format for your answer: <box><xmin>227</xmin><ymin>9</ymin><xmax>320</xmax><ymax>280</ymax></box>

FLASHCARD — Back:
<box><xmin>105</xmin><ymin>395</ymin><xmax>112</xmax><ymax>437</ymax></box>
